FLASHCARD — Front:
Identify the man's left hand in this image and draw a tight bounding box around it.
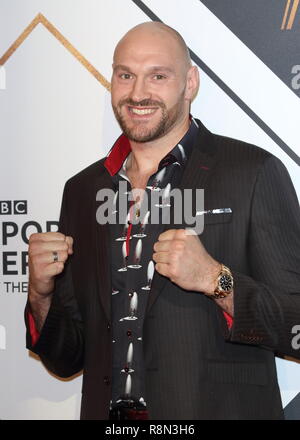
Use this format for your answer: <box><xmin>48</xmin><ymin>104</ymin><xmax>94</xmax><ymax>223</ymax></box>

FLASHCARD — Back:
<box><xmin>153</xmin><ymin>229</ymin><xmax>221</xmax><ymax>294</ymax></box>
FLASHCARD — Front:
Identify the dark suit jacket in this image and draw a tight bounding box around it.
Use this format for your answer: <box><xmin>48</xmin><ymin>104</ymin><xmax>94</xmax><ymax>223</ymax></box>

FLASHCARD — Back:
<box><xmin>26</xmin><ymin>121</ymin><xmax>300</xmax><ymax>420</ymax></box>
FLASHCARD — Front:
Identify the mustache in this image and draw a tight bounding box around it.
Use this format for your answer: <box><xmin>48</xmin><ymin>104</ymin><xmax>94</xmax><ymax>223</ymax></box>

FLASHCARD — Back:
<box><xmin>119</xmin><ymin>98</ymin><xmax>165</xmax><ymax>108</ymax></box>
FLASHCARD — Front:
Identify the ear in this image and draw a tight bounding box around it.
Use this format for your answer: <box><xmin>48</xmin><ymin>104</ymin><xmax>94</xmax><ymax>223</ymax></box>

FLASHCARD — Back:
<box><xmin>185</xmin><ymin>66</ymin><xmax>200</xmax><ymax>102</ymax></box>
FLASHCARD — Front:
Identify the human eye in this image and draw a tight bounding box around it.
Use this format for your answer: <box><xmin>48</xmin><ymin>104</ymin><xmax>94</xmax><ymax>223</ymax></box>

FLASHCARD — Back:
<box><xmin>119</xmin><ymin>73</ymin><xmax>132</xmax><ymax>80</ymax></box>
<box><xmin>153</xmin><ymin>74</ymin><xmax>166</xmax><ymax>80</ymax></box>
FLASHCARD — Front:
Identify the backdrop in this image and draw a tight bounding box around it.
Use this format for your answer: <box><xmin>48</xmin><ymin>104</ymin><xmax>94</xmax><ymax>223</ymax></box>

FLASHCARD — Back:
<box><xmin>0</xmin><ymin>0</ymin><xmax>299</xmax><ymax>420</ymax></box>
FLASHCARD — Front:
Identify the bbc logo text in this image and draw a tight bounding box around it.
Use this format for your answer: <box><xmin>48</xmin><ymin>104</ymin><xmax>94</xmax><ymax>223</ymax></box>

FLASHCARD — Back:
<box><xmin>0</xmin><ymin>201</ymin><xmax>27</xmax><ymax>215</ymax></box>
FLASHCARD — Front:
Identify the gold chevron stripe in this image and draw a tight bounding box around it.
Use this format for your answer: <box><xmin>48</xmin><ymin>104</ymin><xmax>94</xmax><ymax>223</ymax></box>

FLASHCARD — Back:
<box><xmin>0</xmin><ymin>13</ymin><xmax>41</xmax><ymax>65</ymax></box>
<box><xmin>0</xmin><ymin>13</ymin><xmax>111</xmax><ymax>91</ymax></box>
<box><xmin>281</xmin><ymin>0</ymin><xmax>299</xmax><ymax>30</ymax></box>
<box><xmin>287</xmin><ymin>0</ymin><xmax>299</xmax><ymax>29</ymax></box>
<box><xmin>281</xmin><ymin>0</ymin><xmax>291</xmax><ymax>29</ymax></box>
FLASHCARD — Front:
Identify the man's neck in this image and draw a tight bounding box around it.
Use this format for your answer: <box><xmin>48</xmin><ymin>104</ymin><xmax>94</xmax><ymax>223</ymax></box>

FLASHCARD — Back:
<box><xmin>126</xmin><ymin>116</ymin><xmax>190</xmax><ymax>177</ymax></box>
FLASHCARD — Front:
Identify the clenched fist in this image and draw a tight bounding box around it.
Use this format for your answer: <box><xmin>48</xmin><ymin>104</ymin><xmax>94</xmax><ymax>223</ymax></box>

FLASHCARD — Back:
<box><xmin>28</xmin><ymin>232</ymin><xmax>73</xmax><ymax>297</ymax></box>
<box><xmin>153</xmin><ymin>229</ymin><xmax>220</xmax><ymax>294</ymax></box>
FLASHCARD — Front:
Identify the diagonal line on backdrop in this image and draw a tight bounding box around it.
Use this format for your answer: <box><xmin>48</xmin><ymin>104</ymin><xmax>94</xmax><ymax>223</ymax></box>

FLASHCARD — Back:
<box><xmin>281</xmin><ymin>0</ymin><xmax>292</xmax><ymax>30</ymax></box>
<box><xmin>131</xmin><ymin>0</ymin><xmax>300</xmax><ymax>166</ymax></box>
<box><xmin>0</xmin><ymin>12</ymin><xmax>111</xmax><ymax>91</ymax></box>
<box><xmin>284</xmin><ymin>392</ymin><xmax>300</xmax><ymax>418</ymax></box>
<box><xmin>287</xmin><ymin>0</ymin><xmax>300</xmax><ymax>30</ymax></box>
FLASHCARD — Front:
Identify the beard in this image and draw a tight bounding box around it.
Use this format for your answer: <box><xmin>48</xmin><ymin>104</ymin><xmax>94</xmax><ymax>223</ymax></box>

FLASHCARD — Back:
<box><xmin>112</xmin><ymin>92</ymin><xmax>186</xmax><ymax>143</ymax></box>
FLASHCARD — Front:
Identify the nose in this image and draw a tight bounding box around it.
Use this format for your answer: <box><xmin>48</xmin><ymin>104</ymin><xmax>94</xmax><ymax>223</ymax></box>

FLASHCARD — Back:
<box><xmin>129</xmin><ymin>76</ymin><xmax>151</xmax><ymax>103</ymax></box>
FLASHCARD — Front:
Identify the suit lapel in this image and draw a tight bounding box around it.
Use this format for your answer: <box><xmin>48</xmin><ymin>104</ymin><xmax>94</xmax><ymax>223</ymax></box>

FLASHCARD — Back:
<box><xmin>146</xmin><ymin>122</ymin><xmax>218</xmax><ymax>314</ymax></box>
<box><xmin>94</xmin><ymin>164</ymin><xmax>114</xmax><ymax>323</ymax></box>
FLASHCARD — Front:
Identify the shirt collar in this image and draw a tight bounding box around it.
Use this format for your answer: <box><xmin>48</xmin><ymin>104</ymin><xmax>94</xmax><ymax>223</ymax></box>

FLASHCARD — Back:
<box><xmin>156</xmin><ymin>116</ymin><xmax>199</xmax><ymax>171</ymax></box>
<box><xmin>103</xmin><ymin>115</ymin><xmax>199</xmax><ymax>177</ymax></box>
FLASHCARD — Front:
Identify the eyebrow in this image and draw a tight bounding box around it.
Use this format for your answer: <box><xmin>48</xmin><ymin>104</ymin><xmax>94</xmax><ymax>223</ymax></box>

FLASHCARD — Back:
<box><xmin>150</xmin><ymin>66</ymin><xmax>175</xmax><ymax>74</ymax></box>
<box><xmin>113</xmin><ymin>64</ymin><xmax>175</xmax><ymax>74</ymax></box>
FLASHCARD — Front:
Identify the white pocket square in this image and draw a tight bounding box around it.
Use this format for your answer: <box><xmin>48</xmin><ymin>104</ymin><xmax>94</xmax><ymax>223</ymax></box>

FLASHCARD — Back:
<box><xmin>196</xmin><ymin>208</ymin><xmax>232</xmax><ymax>216</ymax></box>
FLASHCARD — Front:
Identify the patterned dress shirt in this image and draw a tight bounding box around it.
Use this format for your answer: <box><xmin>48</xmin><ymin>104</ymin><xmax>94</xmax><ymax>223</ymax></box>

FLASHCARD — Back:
<box><xmin>104</xmin><ymin>117</ymin><xmax>200</xmax><ymax>409</ymax></box>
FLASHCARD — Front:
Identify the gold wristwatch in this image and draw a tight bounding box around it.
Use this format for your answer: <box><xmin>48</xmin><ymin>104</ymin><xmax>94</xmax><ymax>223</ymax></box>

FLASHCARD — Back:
<box><xmin>208</xmin><ymin>264</ymin><xmax>234</xmax><ymax>299</ymax></box>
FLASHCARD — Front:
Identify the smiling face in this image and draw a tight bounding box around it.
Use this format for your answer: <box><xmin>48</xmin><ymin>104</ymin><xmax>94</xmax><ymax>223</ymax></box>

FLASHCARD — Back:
<box><xmin>111</xmin><ymin>23</ymin><xmax>198</xmax><ymax>143</ymax></box>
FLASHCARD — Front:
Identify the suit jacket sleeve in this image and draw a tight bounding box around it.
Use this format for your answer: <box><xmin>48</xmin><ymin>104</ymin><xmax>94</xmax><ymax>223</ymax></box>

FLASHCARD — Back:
<box><xmin>220</xmin><ymin>155</ymin><xmax>300</xmax><ymax>358</ymax></box>
<box><xmin>25</xmin><ymin>181</ymin><xmax>84</xmax><ymax>378</ymax></box>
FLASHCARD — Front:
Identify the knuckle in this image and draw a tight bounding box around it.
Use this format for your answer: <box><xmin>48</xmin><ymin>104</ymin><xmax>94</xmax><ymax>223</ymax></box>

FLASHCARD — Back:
<box><xmin>158</xmin><ymin>233</ymin><xmax>164</xmax><ymax>241</ymax></box>
<box><xmin>29</xmin><ymin>232</ymin><xmax>45</xmax><ymax>243</ymax></box>
<box><xmin>61</xmin><ymin>250</ymin><xmax>68</xmax><ymax>261</ymax></box>
<box><xmin>173</xmin><ymin>240</ymin><xmax>184</xmax><ymax>252</ymax></box>
<box><xmin>28</xmin><ymin>233</ymin><xmax>38</xmax><ymax>243</ymax></box>
<box><xmin>54</xmin><ymin>232</ymin><xmax>65</xmax><ymax>240</ymax></box>
<box><xmin>156</xmin><ymin>263</ymin><xmax>161</xmax><ymax>273</ymax></box>
<box><xmin>55</xmin><ymin>262</ymin><xmax>64</xmax><ymax>274</ymax></box>
<box><xmin>60</xmin><ymin>242</ymin><xmax>69</xmax><ymax>251</ymax></box>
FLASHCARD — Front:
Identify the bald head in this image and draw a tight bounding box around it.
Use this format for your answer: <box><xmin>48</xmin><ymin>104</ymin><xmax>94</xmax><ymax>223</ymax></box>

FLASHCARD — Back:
<box><xmin>111</xmin><ymin>21</ymin><xmax>199</xmax><ymax>144</ymax></box>
<box><xmin>113</xmin><ymin>21</ymin><xmax>192</xmax><ymax>74</ymax></box>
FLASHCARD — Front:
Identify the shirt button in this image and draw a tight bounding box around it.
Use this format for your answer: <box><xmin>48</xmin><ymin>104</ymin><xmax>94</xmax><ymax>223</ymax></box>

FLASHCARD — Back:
<box><xmin>104</xmin><ymin>376</ymin><xmax>110</xmax><ymax>385</ymax></box>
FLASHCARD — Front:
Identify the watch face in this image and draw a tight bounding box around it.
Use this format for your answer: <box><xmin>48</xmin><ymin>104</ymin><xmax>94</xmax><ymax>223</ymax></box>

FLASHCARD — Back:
<box><xmin>219</xmin><ymin>274</ymin><xmax>233</xmax><ymax>292</ymax></box>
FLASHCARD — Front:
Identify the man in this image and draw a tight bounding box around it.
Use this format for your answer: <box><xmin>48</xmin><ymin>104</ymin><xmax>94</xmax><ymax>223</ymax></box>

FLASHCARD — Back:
<box><xmin>26</xmin><ymin>22</ymin><xmax>300</xmax><ymax>420</ymax></box>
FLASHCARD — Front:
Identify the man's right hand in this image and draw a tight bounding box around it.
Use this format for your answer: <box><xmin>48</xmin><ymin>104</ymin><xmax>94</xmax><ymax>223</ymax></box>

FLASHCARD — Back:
<box><xmin>28</xmin><ymin>232</ymin><xmax>73</xmax><ymax>298</ymax></box>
